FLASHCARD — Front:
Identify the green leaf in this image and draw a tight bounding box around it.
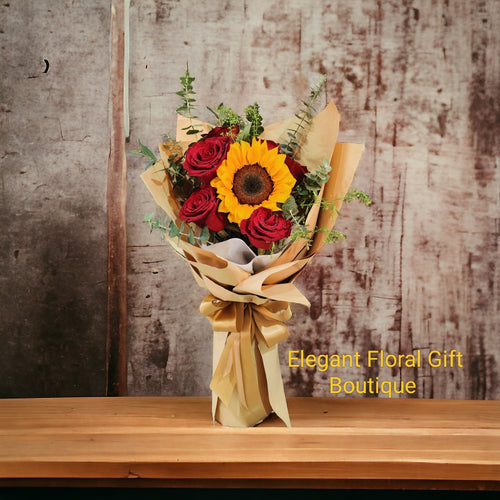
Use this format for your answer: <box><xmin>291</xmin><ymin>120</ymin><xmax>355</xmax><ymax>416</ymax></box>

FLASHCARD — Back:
<box><xmin>181</xmin><ymin>124</ymin><xmax>202</xmax><ymax>131</ymax></box>
<box><xmin>280</xmin><ymin>196</ymin><xmax>299</xmax><ymax>219</ymax></box>
<box><xmin>199</xmin><ymin>225</ymin><xmax>210</xmax><ymax>242</ymax></box>
<box><xmin>238</xmin><ymin>123</ymin><xmax>252</xmax><ymax>142</ymax></box>
<box><xmin>343</xmin><ymin>188</ymin><xmax>372</xmax><ymax>205</ymax></box>
<box><xmin>280</xmin><ymin>74</ymin><xmax>327</xmax><ymax>159</ymax></box>
<box><xmin>326</xmin><ymin>228</ymin><xmax>345</xmax><ymax>243</ymax></box>
<box><xmin>244</xmin><ymin>102</ymin><xmax>264</xmax><ymax>139</ymax></box>
<box><xmin>187</xmin><ymin>227</ymin><xmax>195</xmax><ymax>245</ymax></box>
<box><xmin>138</xmin><ymin>140</ymin><xmax>156</xmax><ymax>160</ymax></box>
<box><xmin>177</xmin><ymin>63</ymin><xmax>199</xmax><ymax>130</ymax></box>
<box><xmin>169</xmin><ymin>222</ymin><xmax>180</xmax><ymax>238</ymax></box>
<box><xmin>206</xmin><ymin>106</ymin><xmax>221</xmax><ymax>123</ymax></box>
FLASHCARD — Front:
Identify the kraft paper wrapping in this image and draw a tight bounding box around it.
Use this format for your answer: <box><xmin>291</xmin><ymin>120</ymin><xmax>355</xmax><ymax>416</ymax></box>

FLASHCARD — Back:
<box><xmin>141</xmin><ymin>101</ymin><xmax>363</xmax><ymax>427</ymax></box>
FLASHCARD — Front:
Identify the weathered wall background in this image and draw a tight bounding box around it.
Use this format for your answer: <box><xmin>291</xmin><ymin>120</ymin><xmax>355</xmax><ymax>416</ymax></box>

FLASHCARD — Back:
<box><xmin>1</xmin><ymin>0</ymin><xmax>498</xmax><ymax>399</ymax></box>
<box><xmin>127</xmin><ymin>0</ymin><xmax>500</xmax><ymax>400</ymax></box>
<box><xmin>0</xmin><ymin>1</ymin><xmax>110</xmax><ymax>396</ymax></box>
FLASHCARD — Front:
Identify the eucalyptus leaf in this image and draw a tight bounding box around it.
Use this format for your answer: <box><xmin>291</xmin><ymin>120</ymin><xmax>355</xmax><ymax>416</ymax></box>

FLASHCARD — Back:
<box><xmin>169</xmin><ymin>222</ymin><xmax>180</xmax><ymax>238</ymax></box>
<box><xmin>199</xmin><ymin>225</ymin><xmax>210</xmax><ymax>242</ymax></box>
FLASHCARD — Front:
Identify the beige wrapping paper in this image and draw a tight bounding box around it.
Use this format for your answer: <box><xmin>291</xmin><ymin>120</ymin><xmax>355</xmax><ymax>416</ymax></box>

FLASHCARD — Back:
<box><xmin>141</xmin><ymin>101</ymin><xmax>363</xmax><ymax>427</ymax></box>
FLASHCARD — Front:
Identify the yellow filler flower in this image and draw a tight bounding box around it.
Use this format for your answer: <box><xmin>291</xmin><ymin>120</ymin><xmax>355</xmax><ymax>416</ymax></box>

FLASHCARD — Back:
<box><xmin>211</xmin><ymin>138</ymin><xmax>296</xmax><ymax>224</ymax></box>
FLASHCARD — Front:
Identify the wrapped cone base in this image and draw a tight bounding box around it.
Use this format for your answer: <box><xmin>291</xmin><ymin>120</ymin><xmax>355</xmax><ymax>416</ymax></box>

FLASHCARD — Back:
<box><xmin>215</xmin><ymin>390</ymin><xmax>272</xmax><ymax>427</ymax></box>
<box><xmin>212</xmin><ymin>331</ymin><xmax>274</xmax><ymax>427</ymax></box>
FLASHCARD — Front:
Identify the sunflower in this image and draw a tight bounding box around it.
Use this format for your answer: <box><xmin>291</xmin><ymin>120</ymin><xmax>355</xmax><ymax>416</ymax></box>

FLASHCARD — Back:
<box><xmin>211</xmin><ymin>138</ymin><xmax>296</xmax><ymax>224</ymax></box>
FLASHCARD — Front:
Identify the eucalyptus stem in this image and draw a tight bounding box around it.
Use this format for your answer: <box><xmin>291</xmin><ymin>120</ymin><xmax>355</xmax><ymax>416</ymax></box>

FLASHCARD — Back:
<box><xmin>280</xmin><ymin>75</ymin><xmax>327</xmax><ymax>158</ymax></box>
<box><xmin>176</xmin><ymin>64</ymin><xmax>201</xmax><ymax>136</ymax></box>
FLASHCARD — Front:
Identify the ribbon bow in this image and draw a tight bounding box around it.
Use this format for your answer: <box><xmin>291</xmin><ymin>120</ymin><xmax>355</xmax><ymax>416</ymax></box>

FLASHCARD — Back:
<box><xmin>200</xmin><ymin>294</ymin><xmax>292</xmax><ymax>426</ymax></box>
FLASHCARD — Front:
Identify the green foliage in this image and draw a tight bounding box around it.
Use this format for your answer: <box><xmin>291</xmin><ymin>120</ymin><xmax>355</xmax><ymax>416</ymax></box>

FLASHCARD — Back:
<box><xmin>280</xmin><ymin>195</ymin><xmax>299</xmax><ymax>220</ymax></box>
<box><xmin>199</xmin><ymin>225</ymin><xmax>210</xmax><ymax>243</ymax></box>
<box><xmin>167</xmin><ymin>219</ymin><xmax>211</xmax><ymax>245</ymax></box>
<box><xmin>130</xmin><ymin>139</ymin><xmax>157</xmax><ymax>169</ymax></box>
<box><xmin>325</xmin><ymin>228</ymin><xmax>345</xmax><ymax>243</ymax></box>
<box><xmin>206</xmin><ymin>104</ymin><xmax>222</xmax><ymax>124</ymax></box>
<box><xmin>244</xmin><ymin>102</ymin><xmax>264</xmax><ymax>139</ymax></box>
<box><xmin>288</xmin><ymin>183</ymin><xmax>371</xmax><ymax>249</ymax></box>
<box><xmin>207</xmin><ymin>102</ymin><xmax>264</xmax><ymax>143</ymax></box>
<box><xmin>291</xmin><ymin>159</ymin><xmax>332</xmax><ymax>225</ymax></box>
<box><xmin>288</xmin><ymin>224</ymin><xmax>345</xmax><ymax>251</ymax></box>
<box><xmin>207</xmin><ymin>103</ymin><xmax>244</xmax><ymax>128</ymax></box>
<box><xmin>144</xmin><ymin>213</ymin><xmax>170</xmax><ymax>238</ymax></box>
<box><xmin>303</xmin><ymin>159</ymin><xmax>331</xmax><ymax>195</ymax></box>
<box><xmin>280</xmin><ymin>75</ymin><xmax>327</xmax><ymax>158</ymax></box>
<box><xmin>237</xmin><ymin>123</ymin><xmax>252</xmax><ymax>142</ymax></box>
<box><xmin>176</xmin><ymin>63</ymin><xmax>203</xmax><ymax>136</ymax></box>
<box><xmin>145</xmin><ymin>214</ymin><xmax>212</xmax><ymax>246</ymax></box>
<box><xmin>318</xmin><ymin>189</ymin><xmax>372</xmax><ymax>220</ymax></box>
<box><xmin>164</xmin><ymin>146</ymin><xmax>188</xmax><ymax>190</ymax></box>
<box><xmin>187</xmin><ymin>226</ymin><xmax>196</xmax><ymax>245</ymax></box>
<box><xmin>288</xmin><ymin>224</ymin><xmax>313</xmax><ymax>246</ymax></box>
<box><xmin>220</xmin><ymin>105</ymin><xmax>244</xmax><ymax>128</ymax></box>
<box><xmin>342</xmin><ymin>188</ymin><xmax>372</xmax><ymax>205</ymax></box>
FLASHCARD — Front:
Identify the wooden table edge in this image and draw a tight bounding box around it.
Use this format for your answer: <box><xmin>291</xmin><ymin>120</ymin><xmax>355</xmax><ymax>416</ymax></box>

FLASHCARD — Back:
<box><xmin>1</xmin><ymin>397</ymin><xmax>499</xmax><ymax>490</ymax></box>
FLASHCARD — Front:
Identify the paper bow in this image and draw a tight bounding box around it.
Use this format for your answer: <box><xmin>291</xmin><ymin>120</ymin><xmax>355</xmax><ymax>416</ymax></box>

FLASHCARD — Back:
<box><xmin>200</xmin><ymin>294</ymin><xmax>293</xmax><ymax>426</ymax></box>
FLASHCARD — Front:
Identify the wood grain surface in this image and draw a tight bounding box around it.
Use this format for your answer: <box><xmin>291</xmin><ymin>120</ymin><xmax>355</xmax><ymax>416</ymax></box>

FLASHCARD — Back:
<box><xmin>0</xmin><ymin>397</ymin><xmax>499</xmax><ymax>489</ymax></box>
<box><xmin>126</xmin><ymin>0</ymin><xmax>500</xmax><ymax>399</ymax></box>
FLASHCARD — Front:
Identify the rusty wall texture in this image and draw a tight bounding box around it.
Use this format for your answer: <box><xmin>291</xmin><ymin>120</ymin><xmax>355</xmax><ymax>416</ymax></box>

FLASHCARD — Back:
<box><xmin>0</xmin><ymin>1</ymin><xmax>110</xmax><ymax>397</ymax></box>
<box><xmin>1</xmin><ymin>0</ymin><xmax>498</xmax><ymax>400</ymax></box>
<box><xmin>127</xmin><ymin>0</ymin><xmax>500</xmax><ymax>400</ymax></box>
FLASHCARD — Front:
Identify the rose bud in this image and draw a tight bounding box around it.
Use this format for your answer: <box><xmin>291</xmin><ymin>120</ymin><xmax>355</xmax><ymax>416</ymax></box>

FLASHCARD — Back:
<box><xmin>266</xmin><ymin>140</ymin><xmax>308</xmax><ymax>182</ymax></box>
<box><xmin>240</xmin><ymin>207</ymin><xmax>292</xmax><ymax>250</ymax></box>
<box><xmin>179</xmin><ymin>185</ymin><xmax>228</xmax><ymax>232</ymax></box>
<box><xmin>184</xmin><ymin>136</ymin><xmax>231</xmax><ymax>184</ymax></box>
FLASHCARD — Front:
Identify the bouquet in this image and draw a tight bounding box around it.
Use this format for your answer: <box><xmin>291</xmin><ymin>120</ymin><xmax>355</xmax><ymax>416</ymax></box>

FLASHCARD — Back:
<box><xmin>138</xmin><ymin>67</ymin><xmax>369</xmax><ymax>427</ymax></box>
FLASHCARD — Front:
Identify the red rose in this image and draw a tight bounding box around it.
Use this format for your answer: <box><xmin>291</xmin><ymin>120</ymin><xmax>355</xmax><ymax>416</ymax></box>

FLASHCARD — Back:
<box><xmin>203</xmin><ymin>124</ymin><xmax>239</xmax><ymax>142</ymax></box>
<box><xmin>184</xmin><ymin>136</ymin><xmax>230</xmax><ymax>184</ymax></box>
<box><xmin>240</xmin><ymin>207</ymin><xmax>292</xmax><ymax>250</ymax></box>
<box><xmin>266</xmin><ymin>140</ymin><xmax>308</xmax><ymax>182</ymax></box>
<box><xmin>179</xmin><ymin>185</ymin><xmax>228</xmax><ymax>232</ymax></box>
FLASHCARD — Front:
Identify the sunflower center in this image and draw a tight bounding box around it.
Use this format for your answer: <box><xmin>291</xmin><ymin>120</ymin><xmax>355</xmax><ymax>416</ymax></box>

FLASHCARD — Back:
<box><xmin>232</xmin><ymin>163</ymin><xmax>274</xmax><ymax>205</ymax></box>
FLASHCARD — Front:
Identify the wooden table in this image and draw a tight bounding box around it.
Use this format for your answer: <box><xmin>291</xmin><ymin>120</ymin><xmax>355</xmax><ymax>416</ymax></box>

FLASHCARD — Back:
<box><xmin>0</xmin><ymin>397</ymin><xmax>499</xmax><ymax>490</ymax></box>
